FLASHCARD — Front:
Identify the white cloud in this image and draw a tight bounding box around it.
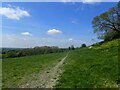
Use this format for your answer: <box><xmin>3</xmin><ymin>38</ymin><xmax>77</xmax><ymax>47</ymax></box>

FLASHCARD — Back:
<box><xmin>21</xmin><ymin>32</ymin><xmax>31</xmax><ymax>36</ymax></box>
<box><xmin>69</xmin><ymin>38</ymin><xmax>73</xmax><ymax>41</ymax></box>
<box><xmin>72</xmin><ymin>20</ymin><xmax>77</xmax><ymax>24</ymax></box>
<box><xmin>60</xmin><ymin>0</ymin><xmax>102</xmax><ymax>4</ymax></box>
<box><xmin>60</xmin><ymin>0</ymin><xmax>102</xmax><ymax>3</ymax></box>
<box><xmin>71</xmin><ymin>19</ymin><xmax>78</xmax><ymax>24</ymax></box>
<box><xmin>0</xmin><ymin>6</ymin><xmax>30</xmax><ymax>20</ymax></box>
<box><xmin>2</xmin><ymin>34</ymin><xmax>96</xmax><ymax>48</ymax></box>
<box><xmin>82</xmin><ymin>0</ymin><xmax>102</xmax><ymax>4</ymax></box>
<box><xmin>47</xmin><ymin>29</ymin><xmax>62</xmax><ymax>35</ymax></box>
<box><xmin>1</xmin><ymin>0</ymin><xmax>119</xmax><ymax>2</ymax></box>
<box><xmin>61</xmin><ymin>0</ymin><xmax>74</xmax><ymax>2</ymax></box>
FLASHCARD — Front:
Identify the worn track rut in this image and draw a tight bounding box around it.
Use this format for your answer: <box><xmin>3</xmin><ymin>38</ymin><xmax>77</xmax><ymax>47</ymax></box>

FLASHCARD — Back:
<box><xmin>21</xmin><ymin>53</ymin><xmax>68</xmax><ymax>88</ymax></box>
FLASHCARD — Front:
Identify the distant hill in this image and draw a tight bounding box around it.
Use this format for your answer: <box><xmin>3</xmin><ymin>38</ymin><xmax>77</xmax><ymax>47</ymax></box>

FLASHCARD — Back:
<box><xmin>2</xmin><ymin>47</ymin><xmax>25</xmax><ymax>51</ymax></box>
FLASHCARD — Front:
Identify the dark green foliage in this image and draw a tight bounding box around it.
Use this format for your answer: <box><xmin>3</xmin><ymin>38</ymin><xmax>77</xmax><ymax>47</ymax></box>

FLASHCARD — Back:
<box><xmin>2</xmin><ymin>50</ymin><xmax>22</xmax><ymax>58</ymax></box>
<box><xmin>71</xmin><ymin>45</ymin><xmax>75</xmax><ymax>50</ymax></box>
<box><xmin>68</xmin><ymin>47</ymin><xmax>71</xmax><ymax>50</ymax></box>
<box><xmin>91</xmin><ymin>41</ymin><xmax>104</xmax><ymax>47</ymax></box>
<box><xmin>104</xmin><ymin>31</ymin><xmax>120</xmax><ymax>41</ymax></box>
<box><xmin>81</xmin><ymin>44</ymin><xmax>86</xmax><ymax>47</ymax></box>
<box><xmin>2</xmin><ymin>46</ymin><xmax>68</xmax><ymax>58</ymax></box>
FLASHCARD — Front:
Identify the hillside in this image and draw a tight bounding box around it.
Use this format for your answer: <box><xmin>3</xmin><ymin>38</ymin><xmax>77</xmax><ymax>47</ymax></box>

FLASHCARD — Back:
<box><xmin>91</xmin><ymin>39</ymin><xmax>119</xmax><ymax>49</ymax></box>
<box><xmin>55</xmin><ymin>39</ymin><xmax>119</xmax><ymax>88</ymax></box>
<box><xmin>2</xmin><ymin>39</ymin><xmax>119</xmax><ymax>88</ymax></box>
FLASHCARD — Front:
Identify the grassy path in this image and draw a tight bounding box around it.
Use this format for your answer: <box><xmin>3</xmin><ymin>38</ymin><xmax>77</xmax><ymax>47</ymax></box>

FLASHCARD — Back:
<box><xmin>20</xmin><ymin>53</ymin><xmax>68</xmax><ymax>88</ymax></box>
<box><xmin>2</xmin><ymin>52</ymin><xmax>67</xmax><ymax>88</ymax></box>
<box><xmin>0</xmin><ymin>59</ymin><xmax>2</xmax><ymax>90</ymax></box>
<box><xmin>56</xmin><ymin>47</ymin><xmax>118</xmax><ymax>88</ymax></box>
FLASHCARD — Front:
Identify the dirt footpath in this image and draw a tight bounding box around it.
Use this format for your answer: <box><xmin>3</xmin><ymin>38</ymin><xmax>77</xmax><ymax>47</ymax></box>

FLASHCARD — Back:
<box><xmin>21</xmin><ymin>53</ymin><xmax>68</xmax><ymax>88</ymax></box>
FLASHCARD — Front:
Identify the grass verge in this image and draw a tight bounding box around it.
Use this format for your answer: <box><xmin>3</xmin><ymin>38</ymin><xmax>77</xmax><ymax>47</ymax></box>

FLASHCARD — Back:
<box><xmin>55</xmin><ymin>47</ymin><xmax>118</xmax><ymax>88</ymax></box>
<box><xmin>2</xmin><ymin>52</ymin><xmax>66</xmax><ymax>88</ymax></box>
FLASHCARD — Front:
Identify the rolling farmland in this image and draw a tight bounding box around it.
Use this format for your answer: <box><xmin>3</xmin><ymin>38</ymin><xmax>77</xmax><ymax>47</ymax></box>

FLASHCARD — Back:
<box><xmin>55</xmin><ymin>39</ymin><xmax>119</xmax><ymax>88</ymax></box>
<box><xmin>2</xmin><ymin>52</ymin><xmax>66</xmax><ymax>88</ymax></box>
<box><xmin>2</xmin><ymin>39</ymin><xmax>119</xmax><ymax>88</ymax></box>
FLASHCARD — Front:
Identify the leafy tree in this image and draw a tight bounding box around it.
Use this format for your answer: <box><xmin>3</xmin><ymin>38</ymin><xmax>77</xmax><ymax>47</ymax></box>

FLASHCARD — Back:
<box><xmin>92</xmin><ymin>1</ymin><xmax>120</xmax><ymax>41</ymax></box>
<box><xmin>2</xmin><ymin>46</ymin><xmax>68</xmax><ymax>58</ymax></box>
<box><xmin>68</xmin><ymin>47</ymin><xmax>71</xmax><ymax>50</ymax></box>
<box><xmin>71</xmin><ymin>45</ymin><xmax>75</xmax><ymax>50</ymax></box>
<box><xmin>81</xmin><ymin>44</ymin><xmax>86</xmax><ymax>47</ymax></box>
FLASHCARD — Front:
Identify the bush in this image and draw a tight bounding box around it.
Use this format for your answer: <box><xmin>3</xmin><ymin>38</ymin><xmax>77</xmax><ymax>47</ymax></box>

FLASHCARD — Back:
<box><xmin>104</xmin><ymin>31</ymin><xmax>120</xmax><ymax>41</ymax></box>
<box><xmin>81</xmin><ymin>44</ymin><xmax>86</xmax><ymax>47</ymax></box>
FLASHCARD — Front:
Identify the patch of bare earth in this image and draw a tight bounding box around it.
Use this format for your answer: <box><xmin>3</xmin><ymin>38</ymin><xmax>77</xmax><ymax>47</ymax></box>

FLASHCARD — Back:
<box><xmin>20</xmin><ymin>54</ymin><xmax>68</xmax><ymax>88</ymax></box>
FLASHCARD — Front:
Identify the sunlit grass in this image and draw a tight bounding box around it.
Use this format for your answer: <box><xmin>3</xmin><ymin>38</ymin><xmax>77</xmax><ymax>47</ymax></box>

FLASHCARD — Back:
<box><xmin>55</xmin><ymin>46</ymin><xmax>118</xmax><ymax>88</ymax></box>
<box><xmin>2</xmin><ymin>52</ymin><xmax>66</xmax><ymax>88</ymax></box>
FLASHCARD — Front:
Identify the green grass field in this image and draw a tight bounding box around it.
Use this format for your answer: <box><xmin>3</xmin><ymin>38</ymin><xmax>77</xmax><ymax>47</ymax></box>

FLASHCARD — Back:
<box><xmin>2</xmin><ymin>39</ymin><xmax>119</xmax><ymax>88</ymax></box>
<box><xmin>55</xmin><ymin>40</ymin><xmax>119</xmax><ymax>88</ymax></box>
<box><xmin>2</xmin><ymin>52</ymin><xmax>66</xmax><ymax>88</ymax></box>
<box><xmin>0</xmin><ymin>60</ymin><xmax>2</xmax><ymax>89</ymax></box>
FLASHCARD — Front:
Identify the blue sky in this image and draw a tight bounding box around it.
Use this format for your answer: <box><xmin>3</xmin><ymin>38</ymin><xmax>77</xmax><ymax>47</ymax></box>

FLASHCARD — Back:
<box><xmin>1</xmin><ymin>2</ymin><xmax>117</xmax><ymax>48</ymax></box>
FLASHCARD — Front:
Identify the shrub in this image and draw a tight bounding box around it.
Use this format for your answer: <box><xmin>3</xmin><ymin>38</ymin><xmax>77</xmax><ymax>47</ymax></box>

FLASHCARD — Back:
<box><xmin>81</xmin><ymin>44</ymin><xmax>86</xmax><ymax>47</ymax></box>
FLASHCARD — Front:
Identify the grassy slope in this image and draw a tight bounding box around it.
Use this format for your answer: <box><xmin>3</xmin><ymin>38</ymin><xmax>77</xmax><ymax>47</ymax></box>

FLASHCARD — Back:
<box><xmin>0</xmin><ymin>60</ymin><xmax>2</xmax><ymax>89</ymax></box>
<box><xmin>55</xmin><ymin>39</ymin><xmax>119</xmax><ymax>88</ymax></box>
<box><xmin>2</xmin><ymin>52</ymin><xmax>66</xmax><ymax>88</ymax></box>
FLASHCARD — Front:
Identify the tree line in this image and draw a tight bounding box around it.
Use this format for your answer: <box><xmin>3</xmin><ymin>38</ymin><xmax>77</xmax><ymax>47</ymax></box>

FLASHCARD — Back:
<box><xmin>2</xmin><ymin>46</ymin><xmax>68</xmax><ymax>58</ymax></box>
<box><xmin>2</xmin><ymin>44</ymin><xmax>87</xmax><ymax>59</ymax></box>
